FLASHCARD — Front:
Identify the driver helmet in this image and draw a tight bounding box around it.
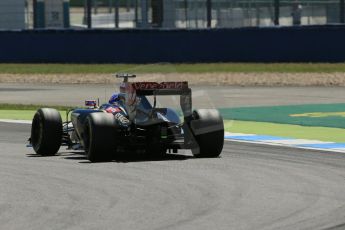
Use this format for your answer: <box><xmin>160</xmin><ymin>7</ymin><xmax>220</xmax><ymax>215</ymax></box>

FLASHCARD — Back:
<box><xmin>109</xmin><ymin>93</ymin><xmax>126</xmax><ymax>106</ymax></box>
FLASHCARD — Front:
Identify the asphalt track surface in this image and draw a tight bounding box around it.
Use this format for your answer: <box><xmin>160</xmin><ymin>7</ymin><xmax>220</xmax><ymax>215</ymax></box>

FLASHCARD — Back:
<box><xmin>1</xmin><ymin>84</ymin><xmax>345</xmax><ymax>229</ymax></box>
<box><xmin>1</xmin><ymin>122</ymin><xmax>345</xmax><ymax>230</ymax></box>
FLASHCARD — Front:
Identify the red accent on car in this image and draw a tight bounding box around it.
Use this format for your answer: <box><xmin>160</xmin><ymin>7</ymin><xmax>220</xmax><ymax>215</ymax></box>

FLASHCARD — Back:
<box><xmin>105</xmin><ymin>107</ymin><xmax>121</xmax><ymax>114</ymax></box>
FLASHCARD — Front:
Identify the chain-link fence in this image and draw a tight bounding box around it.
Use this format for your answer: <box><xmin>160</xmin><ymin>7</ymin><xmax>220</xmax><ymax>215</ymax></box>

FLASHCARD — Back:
<box><xmin>0</xmin><ymin>0</ymin><xmax>344</xmax><ymax>29</ymax></box>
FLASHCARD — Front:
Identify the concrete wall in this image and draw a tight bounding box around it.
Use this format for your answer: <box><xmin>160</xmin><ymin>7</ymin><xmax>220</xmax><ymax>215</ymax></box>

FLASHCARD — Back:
<box><xmin>0</xmin><ymin>26</ymin><xmax>345</xmax><ymax>63</ymax></box>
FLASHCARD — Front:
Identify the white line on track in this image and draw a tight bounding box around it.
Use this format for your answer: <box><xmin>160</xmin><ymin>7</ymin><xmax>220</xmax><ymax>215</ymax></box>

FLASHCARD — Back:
<box><xmin>0</xmin><ymin>119</ymin><xmax>31</xmax><ymax>124</ymax></box>
<box><xmin>225</xmin><ymin>138</ymin><xmax>345</xmax><ymax>153</ymax></box>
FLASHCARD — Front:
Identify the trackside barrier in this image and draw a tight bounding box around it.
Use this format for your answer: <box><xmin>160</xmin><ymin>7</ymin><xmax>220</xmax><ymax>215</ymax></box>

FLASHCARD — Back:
<box><xmin>0</xmin><ymin>25</ymin><xmax>345</xmax><ymax>63</ymax></box>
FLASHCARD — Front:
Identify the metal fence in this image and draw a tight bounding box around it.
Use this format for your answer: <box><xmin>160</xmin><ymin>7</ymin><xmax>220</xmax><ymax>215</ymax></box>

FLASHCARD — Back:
<box><xmin>0</xmin><ymin>0</ymin><xmax>344</xmax><ymax>29</ymax></box>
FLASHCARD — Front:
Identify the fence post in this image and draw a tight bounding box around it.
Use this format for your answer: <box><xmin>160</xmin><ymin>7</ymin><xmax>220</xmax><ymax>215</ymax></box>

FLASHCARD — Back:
<box><xmin>135</xmin><ymin>0</ymin><xmax>138</xmax><ymax>26</ymax></box>
<box><xmin>207</xmin><ymin>0</ymin><xmax>212</xmax><ymax>28</ymax></box>
<box><xmin>86</xmin><ymin>0</ymin><xmax>92</xmax><ymax>28</ymax></box>
<box><xmin>33</xmin><ymin>0</ymin><xmax>45</xmax><ymax>28</ymax></box>
<box><xmin>341</xmin><ymin>0</ymin><xmax>345</xmax><ymax>23</ymax></box>
<box><xmin>152</xmin><ymin>0</ymin><xmax>163</xmax><ymax>27</ymax></box>
<box><xmin>141</xmin><ymin>0</ymin><xmax>149</xmax><ymax>28</ymax></box>
<box><xmin>115</xmin><ymin>0</ymin><xmax>119</xmax><ymax>28</ymax></box>
<box><xmin>63</xmin><ymin>0</ymin><xmax>70</xmax><ymax>28</ymax></box>
<box><xmin>184</xmin><ymin>0</ymin><xmax>188</xmax><ymax>27</ymax></box>
<box><xmin>274</xmin><ymin>0</ymin><xmax>279</xmax><ymax>25</ymax></box>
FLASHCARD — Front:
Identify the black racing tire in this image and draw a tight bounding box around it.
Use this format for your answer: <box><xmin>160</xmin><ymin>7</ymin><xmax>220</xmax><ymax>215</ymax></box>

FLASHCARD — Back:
<box><xmin>31</xmin><ymin>108</ymin><xmax>62</xmax><ymax>156</ymax></box>
<box><xmin>84</xmin><ymin>113</ymin><xmax>117</xmax><ymax>162</ymax></box>
<box><xmin>190</xmin><ymin>109</ymin><xmax>224</xmax><ymax>158</ymax></box>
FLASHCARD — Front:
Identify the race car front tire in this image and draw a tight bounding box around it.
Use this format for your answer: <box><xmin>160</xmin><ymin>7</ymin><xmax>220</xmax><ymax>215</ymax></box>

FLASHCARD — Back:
<box><xmin>84</xmin><ymin>113</ymin><xmax>117</xmax><ymax>162</ymax></box>
<box><xmin>190</xmin><ymin>109</ymin><xmax>224</xmax><ymax>158</ymax></box>
<box><xmin>31</xmin><ymin>108</ymin><xmax>62</xmax><ymax>156</ymax></box>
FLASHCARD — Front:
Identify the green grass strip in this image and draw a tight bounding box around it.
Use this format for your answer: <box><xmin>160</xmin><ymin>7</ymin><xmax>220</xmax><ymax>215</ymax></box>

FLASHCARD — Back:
<box><xmin>1</xmin><ymin>106</ymin><xmax>344</xmax><ymax>143</ymax></box>
<box><xmin>0</xmin><ymin>113</ymin><xmax>343</xmax><ymax>143</ymax></box>
<box><xmin>0</xmin><ymin>110</ymin><xmax>68</xmax><ymax>121</ymax></box>
<box><xmin>2</xmin><ymin>63</ymin><xmax>345</xmax><ymax>74</ymax></box>
<box><xmin>225</xmin><ymin>120</ymin><xmax>345</xmax><ymax>143</ymax></box>
<box><xmin>219</xmin><ymin>103</ymin><xmax>345</xmax><ymax>129</ymax></box>
<box><xmin>0</xmin><ymin>103</ymin><xmax>74</xmax><ymax>111</ymax></box>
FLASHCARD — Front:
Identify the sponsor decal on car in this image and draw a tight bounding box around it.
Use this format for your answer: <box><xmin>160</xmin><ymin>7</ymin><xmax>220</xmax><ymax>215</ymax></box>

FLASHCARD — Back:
<box><xmin>105</xmin><ymin>107</ymin><xmax>121</xmax><ymax>114</ymax></box>
<box><xmin>131</xmin><ymin>82</ymin><xmax>188</xmax><ymax>90</ymax></box>
<box><xmin>85</xmin><ymin>100</ymin><xmax>97</xmax><ymax>107</ymax></box>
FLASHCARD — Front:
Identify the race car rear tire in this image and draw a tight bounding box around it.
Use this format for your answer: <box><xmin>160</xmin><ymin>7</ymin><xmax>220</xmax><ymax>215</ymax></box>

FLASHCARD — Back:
<box><xmin>84</xmin><ymin>113</ymin><xmax>117</xmax><ymax>162</ymax></box>
<box><xmin>190</xmin><ymin>109</ymin><xmax>224</xmax><ymax>158</ymax></box>
<box><xmin>31</xmin><ymin>108</ymin><xmax>62</xmax><ymax>156</ymax></box>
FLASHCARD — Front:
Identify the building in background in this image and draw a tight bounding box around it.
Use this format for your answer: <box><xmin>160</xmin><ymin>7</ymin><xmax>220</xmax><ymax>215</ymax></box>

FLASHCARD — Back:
<box><xmin>34</xmin><ymin>0</ymin><xmax>70</xmax><ymax>28</ymax></box>
<box><xmin>0</xmin><ymin>0</ymin><xmax>25</xmax><ymax>29</ymax></box>
<box><xmin>0</xmin><ymin>0</ymin><xmax>344</xmax><ymax>30</ymax></box>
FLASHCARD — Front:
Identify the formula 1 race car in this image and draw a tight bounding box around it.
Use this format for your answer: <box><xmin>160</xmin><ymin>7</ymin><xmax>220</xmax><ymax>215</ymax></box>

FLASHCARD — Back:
<box><xmin>29</xmin><ymin>74</ymin><xmax>224</xmax><ymax>162</ymax></box>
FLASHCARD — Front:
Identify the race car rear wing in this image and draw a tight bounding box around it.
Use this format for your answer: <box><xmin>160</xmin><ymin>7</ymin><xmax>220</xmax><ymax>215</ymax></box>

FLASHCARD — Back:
<box><xmin>123</xmin><ymin>81</ymin><xmax>189</xmax><ymax>94</ymax></box>
<box><xmin>120</xmin><ymin>81</ymin><xmax>192</xmax><ymax>120</ymax></box>
<box><xmin>115</xmin><ymin>73</ymin><xmax>136</xmax><ymax>83</ymax></box>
